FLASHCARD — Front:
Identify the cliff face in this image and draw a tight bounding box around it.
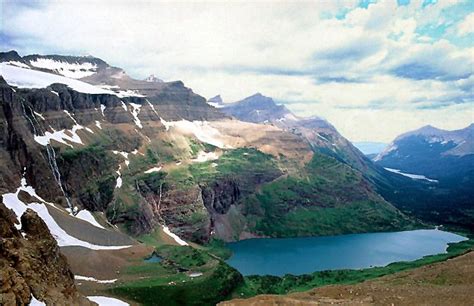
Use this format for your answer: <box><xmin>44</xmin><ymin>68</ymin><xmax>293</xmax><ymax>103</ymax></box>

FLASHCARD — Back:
<box><xmin>0</xmin><ymin>203</ymin><xmax>92</xmax><ymax>305</ymax></box>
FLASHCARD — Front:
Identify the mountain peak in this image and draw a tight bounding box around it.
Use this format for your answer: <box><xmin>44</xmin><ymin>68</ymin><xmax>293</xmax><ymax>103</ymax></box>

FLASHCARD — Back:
<box><xmin>208</xmin><ymin>95</ymin><xmax>223</xmax><ymax>103</ymax></box>
<box><xmin>145</xmin><ymin>74</ymin><xmax>163</xmax><ymax>83</ymax></box>
<box><xmin>0</xmin><ymin>50</ymin><xmax>24</xmax><ymax>62</ymax></box>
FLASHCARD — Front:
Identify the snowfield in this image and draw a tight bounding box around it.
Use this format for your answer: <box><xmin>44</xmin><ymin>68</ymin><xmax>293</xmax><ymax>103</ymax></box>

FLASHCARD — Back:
<box><xmin>1</xmin><ymin>63</ymin><xmax>113</xmax><ymax>94</ymax></box>
<box><xmin>75</xmin><ymin>275</ymin><xmax>117</xmax><ymax>284</ymax></box>
<box><xmin>129</xmin><ymin>102</ymin><xmax>143</xmax><ymax>128</ymax></box>
<box><xmin>163</xmin><ymin>225</ymin><xmax>188</xmax><ymax>246</ymax></box>
<box><xmin>28</xmin><ymin>58</ymin><xmax>98</xmax><ymax>79</ymax></box>
<box><xmin>86</xmin><ymin>296</ymin><xmax>129</xmax><ymax>306</ymax></box>
<box><xmin>1</xmin><ymin>176</ymin><xmax>131</xmax><ymax>250</ymax></box>
<box><xmin>384</xmin><ymin>168</ymin><xmax>439</xmax><ymax>183</ymax></box>
<box><xmin>144</xmin><ymin>166</ymin><xmax>162</xmax><ymax>174</ymax></box>
<box><xmin>5</xmin><ymin>61</ymin><xmax>30</xmax><ymax>69</ymax></box>
<box><xmin>1</xmin><ymin>63</ymin><xmax>147</xmax><ymax>98</ymax></box>
<box><xmin>76</xmin><ymin>210</ymin><xmax>105</xmax><ymax>229</ymax></box>
<box><xmin>29</xmin><ymin>295</ymin><xmax>46</xmax><ymax>306</ymax></box>
<box><xmin>163</xmin><ymin>120</ymin><xmax>230</xmax><ymax>149</ymax></box>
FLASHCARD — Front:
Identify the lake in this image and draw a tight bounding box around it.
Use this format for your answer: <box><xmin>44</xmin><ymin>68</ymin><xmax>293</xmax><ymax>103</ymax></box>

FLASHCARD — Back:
<box><xmin>226</xmin><ymin>229</ymin><xmax>466</xmax><ymax>276</ymax></box>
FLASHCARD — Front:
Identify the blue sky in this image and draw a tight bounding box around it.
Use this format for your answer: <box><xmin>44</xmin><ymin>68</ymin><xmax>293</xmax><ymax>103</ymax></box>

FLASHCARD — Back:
<box><xmin>1</xmin><ymin>0</ymin><xmax>473</xmax><ymax>141</ymax></box>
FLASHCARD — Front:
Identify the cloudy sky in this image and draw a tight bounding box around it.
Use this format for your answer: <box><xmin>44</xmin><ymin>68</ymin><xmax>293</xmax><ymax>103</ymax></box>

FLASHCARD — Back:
<box><xmin>1</xmin><ymin>0</ymin><xmax>473</xmax><ymax>142</ymax></box>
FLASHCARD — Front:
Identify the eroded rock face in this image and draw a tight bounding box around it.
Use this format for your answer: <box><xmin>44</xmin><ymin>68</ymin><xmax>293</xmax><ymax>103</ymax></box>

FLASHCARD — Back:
<box><xmin>201</xmin><ymin>179</ymin><xmax>241</xmax><ymax>215</ymax></box>
<box><xmin>0</xmin><ymin>204</ymin><xmax>93</xmax><ymax>305</ymax></box>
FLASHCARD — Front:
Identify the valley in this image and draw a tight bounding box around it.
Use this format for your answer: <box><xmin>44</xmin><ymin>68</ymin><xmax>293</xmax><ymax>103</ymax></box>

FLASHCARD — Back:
<box><xmin>0</xmin><ymin>51</ymin><xmax>472</xmax><ymax>305</ymax></box>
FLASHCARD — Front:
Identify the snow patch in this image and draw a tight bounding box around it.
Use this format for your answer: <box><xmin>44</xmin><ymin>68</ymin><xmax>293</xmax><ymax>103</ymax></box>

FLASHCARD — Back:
<box><xmin>95</xmin><ymin>121</ymin><xmax>102</xmax><ymax>129</ymax></box>
<box><xmin>112</xmin><ymin>151</ymin><xmax>130</xmax><ymax>166</ymax></box>
<box><xmin>164</xmin><ymin>120</ymin><xmax>229</xmax><ymax>148</ymax></box>
<box><xmin>28</xmin><ymin>58</ymin><xmax>98</xmax><ymax>79</ymax></box>
<box><xmin>5</xmin><ymin>61</ymin><xmax>30</xmax><ymax>69</ymax></box>
<box><xmin>34</xmin><ymin>128</ymin><xmax>82</xmax><ymax>147</ymax></box>
<box><xmin>144</xmin><ymin>167</ymin><xmax>162</xmax><ymax>174</ymax></box>
<box><xmin>86</xmin><ymin>296</ymin><xmax>129</xmax><ymax>306</ymax></box>
<box><xmin>163</xmin><ymin>225</ymin><xmax>188</xmax><ymax>246</ymax></box>
<box><xmin>192</xmin><ymin>151</ymin><xmax>219</xmax><ymax>163</ymax></box>
<box><xmin>75</xmin><ymin>275</ymin><xmax>117</xmax><ymax>284</ymax></box>
<box><xmin>29</xmin><ymin>295</ymin><xmax>46</xmax><ymax>306</ymax></box>
<box><xmin>116</xmin><ymin>89</ymin><xmax>145</xmax><ymax>98</ymax></box>
<box><xmin>33</xmin><ymin>111</ymin><xmax>45</xmax><ymax>120</ymax></box>
<box><xmin>147</xmin><ymin>99</ymin><xmax>159</xmax><ymax>117</ymax></box>
<box><xmin>384</xmin><ymin>168</ymin><xmax>438</xmax><ymax>183</ymax></box>
<box><xmin>0</xmin><ymin>64</ymin><xmax>112</xmax><ymax>94</ymax></box>
<box><xmin>76</xmin><ymin>210</ymin><xmax>105</xmax><ymax>229</ymax></box>
<box><xmin>100</xmin><ymin>104</ymin><xmax>106</xmax><ymax>116</ymax></box>
<box><xmin>129</xmin><ymin>103</ymin><xmax>143</xmax><ymax>128</ymax></box>
<box><xmin>115</xmin><ymin>168</ymin><xmax>123</xmax><ymax>189</ymax></box>
<box><xmin>1</xmin><ymin>178</ymin><xmax>131</xmax><ymax>250</ymax></box>
<box><xmin>121</xmin><ymin>101</ymin><xmax>128</xmax><ymax>112</ymax></box>
<box><xmin>208</xmin><ymin>102</ymin><xmax>224</xmax><ymax>108</ymax></box>
<box><xmin>374</xmin><ymin>143</ymin><xmax>397</xmax><ymax>161</ymax></box>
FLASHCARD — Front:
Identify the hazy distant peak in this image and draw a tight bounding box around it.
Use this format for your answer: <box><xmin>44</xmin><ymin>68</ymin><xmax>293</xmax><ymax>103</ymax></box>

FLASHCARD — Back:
<box><xmin>208</xmin><ymin>95</ymin><xmax>223</xmax><ymax>103</ymax></box>
<box><xmin>145</xmin><ymin>74</ymin><xmax>163</xmax><ymax>83</ymax></box>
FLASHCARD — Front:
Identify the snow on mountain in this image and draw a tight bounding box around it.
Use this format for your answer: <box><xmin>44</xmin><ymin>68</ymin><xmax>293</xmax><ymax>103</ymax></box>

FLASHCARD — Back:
<box><xmin>75</xmin><ymin>210</ymin><xmax>105</xmax><ymax>229</ymax></box>
<box><xmin>0</xmin><ymin>63</ymin><xmax>147</xmax><ymax>99</ymax></box>
<box><xmin>1</xmin><ymin>63</ymin><xmax>113</xmax><ymax>94</ymax></box>
<box><xmin>207</xmin><ymin>95</ymin><xmax>225</xmax><ymax>108</ymax></box>
<box><xmin>145</xmin><ymin>74</ymin><xmax>163</xmax><ymax>83</ymax></box>
<box><xmin>376</xmin><ymin>124</ymin><xmax>474</xmax><ymax>161</ymax></box>
<box><xmin>1</xmin><ymin>175</ymin><xmax>131</xmax><ymax>250</ymax></box>
<box><xmin>28</xmin><ymin>58</ymin><xmax>98</xmax><ymax>79</ymax></box>
<box><xmin>86</xmin><ymin>296</ymin><xmax>129</xmax><ymax>306</ymax></box>
<box><xmin>384</xmin><ymin>167</ymin><xmax>438</xmax><ymax>183</ymax></box>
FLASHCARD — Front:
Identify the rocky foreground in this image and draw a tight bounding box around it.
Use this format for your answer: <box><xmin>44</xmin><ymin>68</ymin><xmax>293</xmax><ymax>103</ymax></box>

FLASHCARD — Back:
<box><xmin>0</xmin><ymin>203</ymin><xmax>93</xmax><ymax>305</ymax></box>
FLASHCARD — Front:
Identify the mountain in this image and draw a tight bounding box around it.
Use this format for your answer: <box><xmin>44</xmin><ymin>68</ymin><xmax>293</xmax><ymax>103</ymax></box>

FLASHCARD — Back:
<box><xmin>207</xmin><ymin>95</ymin><xmax>224</xmax><ymax>108</ymax></box>
<box><xmin>219</xmin><ymin>93</ymin><xmax>374</xmax><ymax>173</ymax></box>
<box><xmin>218</xmin><ymin>94</ymin><xmax>474</xmax><ymax>233</ymax></box>
<box><xmin>0</xmin><ymin>203</ymin><xmax>92</xmax><ymax>305</ymax></box>
<box><xmin>0</xmin><ymin>50</ymin><xmax>226</xmax><ymax>121</ymax></box>
<box><xmin>373</xmin><ymin>124</ymin><xmax>474</xmax><ymax>232</ymax></box>
<box><xmin>144</xmin><ymin>74</ymin><xmax>163</xmax><ymax>83</ymax></box>
<box><xmin>375</xmin><ymin>124</ymin><xmax>474</xmax><ymax>182</ymax></box>
<box><xmin>0</xmin><ymin>50</ymin><xmax>435</xmax><ymax>305</ymax></box>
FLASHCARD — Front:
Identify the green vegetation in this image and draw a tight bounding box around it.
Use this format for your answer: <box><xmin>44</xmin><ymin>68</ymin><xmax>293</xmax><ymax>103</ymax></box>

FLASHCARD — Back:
<box><xmin>58</xmin><ymin>143</ymin><xmax>117</xmax><ymax>211</ymax></box>
<box><xmin>201</xmin><ymin>238</ymin><xmax>233</xmax><ymax>260</ymax></box>
<box><xmin>110</xmin><ymin>245</ymin><xmax>243</xmax><ymax>306</ymax></box>
<box><xmin>167</xmin><ymin>147</ymin><xmax>282</xmax><ymax>192</ymax></box>
<box><xmin>230</xmin><ymin>239</ymin><xmax>474</xmax><ymax>298</ymax></box>
<box><xmin>242</xmin><ymin>152</ymin><xmax>420</xmax><ymax>237</ymax></box>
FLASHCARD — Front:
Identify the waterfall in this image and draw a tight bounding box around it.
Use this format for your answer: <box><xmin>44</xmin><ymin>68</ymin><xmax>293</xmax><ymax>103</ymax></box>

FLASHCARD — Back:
<box><xmin>20</xmin><ymin>99</ymin><xmax>74</xmax><ymax>212</ymax></box>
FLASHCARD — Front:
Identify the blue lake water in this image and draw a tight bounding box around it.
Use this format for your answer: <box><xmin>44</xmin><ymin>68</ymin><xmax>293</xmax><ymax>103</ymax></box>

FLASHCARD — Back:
<box><xmin>145</xmin><ymin>254</ymin><xmax>162</xmax><ymax>263</ymax></box>
<box><xmin>226</xmin><ymin>230</ymin><xmax>466</xmax><ymax>276</ymax></box>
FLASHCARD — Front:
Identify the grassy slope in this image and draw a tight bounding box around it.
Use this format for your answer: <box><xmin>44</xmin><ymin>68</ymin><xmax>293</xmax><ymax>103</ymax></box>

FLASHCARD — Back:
<box><xmin>110</xmin><ymin>245</ymin><xmax>243</xmax><ymax>306</ymax></box>
<box><xmin>244</xmin><ymin>152</ymin><xmax>420</xmax><ymax>237</ymax></box>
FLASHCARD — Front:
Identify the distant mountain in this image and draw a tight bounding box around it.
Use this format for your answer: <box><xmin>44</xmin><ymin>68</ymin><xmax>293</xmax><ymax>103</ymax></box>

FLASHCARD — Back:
<box><xmin>375</xmin><ymin>124</ymin><xmax>474</xmax><ymax>181</ymax></box>
<box><xmin>219</xmin><ymin>93</ymin><xmax>297</xmax><ymax>123</ymax></box>
<box><xmin>144</xmin><ymin>74</ymin><xmax>163</xmax><ymax>83</ymax></box>
<box><xmin>354</xmin><ymin>142</ymin><xmax>388</xmax><ymax>156</ymax></box>
<box><xmin>219</xmin><ymin>93</ymin><xmax>372</xmax><ymax>173</ymax></box>
<box><xmin>207</xmin><ymin>95</ymin><xmax>224</xmax><ymax>108</ymax></box>
<box><xmin>372</xmin><ymin>124</ymin><xmax>474</xmax><ymax>232</ymax></box>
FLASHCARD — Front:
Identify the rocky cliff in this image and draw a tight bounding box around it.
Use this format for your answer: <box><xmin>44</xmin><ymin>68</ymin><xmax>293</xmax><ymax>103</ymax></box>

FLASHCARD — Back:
<box><xmin>0</xmin><ymin>203</ymin><xmax>92</xmax><ymax>305</ymax></box>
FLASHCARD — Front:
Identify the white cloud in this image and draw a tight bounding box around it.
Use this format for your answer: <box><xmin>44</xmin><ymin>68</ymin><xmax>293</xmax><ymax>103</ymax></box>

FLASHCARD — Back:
<box><xmin>457</xmin><ymin>12</ymin><xmax>474</xmax><ymax>36</ymax></box>
<box><xmin>2</xmin><ymin>0</ymin><xmax>473</xmax><ymax>142</ymax></box>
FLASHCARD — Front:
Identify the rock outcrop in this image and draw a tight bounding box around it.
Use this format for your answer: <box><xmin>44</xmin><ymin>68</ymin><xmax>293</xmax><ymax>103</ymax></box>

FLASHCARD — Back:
<box><xmin>0</xmin><ymin>203</ymin><xmax>93</xmax><ymax>305</ymax></box>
